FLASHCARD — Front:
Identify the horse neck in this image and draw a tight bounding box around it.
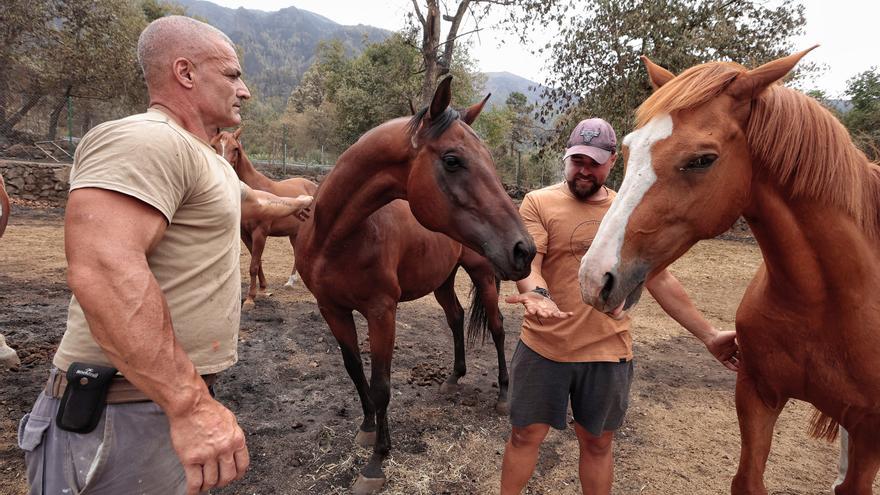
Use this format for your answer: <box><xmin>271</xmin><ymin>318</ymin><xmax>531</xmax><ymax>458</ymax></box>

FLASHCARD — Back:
<box><xmin>235</xmin><ymin>151</ymin><xmax>274</xmax><ymax>190</ymax></box>
<box><xmin>311</xmin><ymin>126</ymin><xmax>412</xmax><ymax>244</ymax></box>
<box><xmin>743</xmin><ymin>179</ymin><xmax>880</xmax><ymax>307</ymax></box>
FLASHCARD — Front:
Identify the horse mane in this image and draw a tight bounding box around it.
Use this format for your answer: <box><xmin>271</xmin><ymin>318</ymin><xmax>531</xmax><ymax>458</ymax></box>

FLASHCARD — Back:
<box><xmin>406</xmin><ymin>106</ymin><xmax>461</xmax><ymax>139</ymax></box>
<box><xmin>637</xmin><ymin>61</ymin><xmax>880</xmax><ymax>239</ymax></box>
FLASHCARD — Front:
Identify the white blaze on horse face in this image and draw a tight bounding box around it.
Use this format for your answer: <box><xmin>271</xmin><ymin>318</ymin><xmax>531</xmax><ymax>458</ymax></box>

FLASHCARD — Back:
<box><xmin>578</xmin><ymin>114</ymin><xmax>673</xmax><ymax>306</ymax></box>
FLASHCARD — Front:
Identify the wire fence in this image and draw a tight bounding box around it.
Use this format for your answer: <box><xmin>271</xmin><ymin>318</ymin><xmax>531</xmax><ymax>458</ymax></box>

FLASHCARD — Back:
<box><xmin>0</xmin><ymin>92</ymin><xmax>133</xmax><ymax>162</ymax></box>
<box><xmin>0</xmin><ymin>91</ymin><xmax>560</xmax><ymax>192</ymax></box>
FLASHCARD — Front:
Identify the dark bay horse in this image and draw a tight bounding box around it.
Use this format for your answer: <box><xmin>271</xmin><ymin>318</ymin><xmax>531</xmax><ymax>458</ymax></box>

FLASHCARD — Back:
<box><xmin>295</xmin><ymin>77</ymin><xmax>535</xmax><ymax>493</ymax></box>
<box><xmin>579</xmin><ymin>49</ymin><xmax>880</xmax><ymax>494</ymax></box>
<box><xmin>210</xmin><ymin>129</ymin><xmax>318</xmax><ymax>310</ymax></box>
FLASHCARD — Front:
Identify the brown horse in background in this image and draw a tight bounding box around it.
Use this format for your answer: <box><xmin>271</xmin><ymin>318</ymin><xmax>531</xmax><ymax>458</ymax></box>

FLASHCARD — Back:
<box><xmin>0</xmin><ymin>173</ymin><xmax>20</xmax><ymax>369</ymax></box>
<box><xmin>211</xmin><ymin>129</ymin><xmax>318</xmax><ymax>310</ymax></box>
<box><xmin>579</xmin><ymin>49</ymin><xmax>880</xmax><ymax>494</ymax></box>
<box><xmin>0</xmin><ymin>173</ymin><xmax>9</xmax><ymax>238</ymax></box>
<box><xmin>295</xmin><ymin>77</ymin><xmax>535</xmax><ymax>493</ymax></box>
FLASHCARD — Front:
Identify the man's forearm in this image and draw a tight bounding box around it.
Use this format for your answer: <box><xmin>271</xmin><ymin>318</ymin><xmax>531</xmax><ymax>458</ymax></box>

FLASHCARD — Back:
<box><xmin>515</xmin><ymin>253</ymin><xmax>549</xmax><ymax>294</ymax></box>
<box><xmin>646</xmin><ymin>270</ymin><xmax>715</xmax><ymax>343</ymax></box>
<box><xmin>69</xmin><ymin>260</ymin><xmax>209</xmax><ymax>418</ymax></box>
<box><xmin>241</xmin><ymin>188</ymin><xmax>310</xmax><ymax>222</ymax></box>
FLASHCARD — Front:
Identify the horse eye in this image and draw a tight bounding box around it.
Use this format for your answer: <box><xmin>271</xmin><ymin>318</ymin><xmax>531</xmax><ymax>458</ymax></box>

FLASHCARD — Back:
<box><xmin>442</xmin><ymin>155</ymin><xmax>462</xmax><ymax>171</ymax></box>
<box><xmin>683</xmin><ymin>154</ymin><xmax>717</xmax><ymax>170</ymax></box>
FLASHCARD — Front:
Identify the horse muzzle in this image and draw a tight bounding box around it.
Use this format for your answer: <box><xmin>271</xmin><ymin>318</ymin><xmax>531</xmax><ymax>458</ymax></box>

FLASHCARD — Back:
<box><xmin>483</xmin><ymin>236</ymin><xmax>535</xmax><ymax>281</ymax></box>
<box><xmin>579</xmin><ymin>259</ymin><xmax>649</xmax><ymax>318</ymax></box>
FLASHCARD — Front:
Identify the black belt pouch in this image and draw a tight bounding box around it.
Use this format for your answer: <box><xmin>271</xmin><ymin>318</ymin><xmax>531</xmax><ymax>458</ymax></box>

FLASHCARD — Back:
<box><xmin>56</xmin><ymin>362</ymin><xmax>118</xmax><ymax>433</ymax></box>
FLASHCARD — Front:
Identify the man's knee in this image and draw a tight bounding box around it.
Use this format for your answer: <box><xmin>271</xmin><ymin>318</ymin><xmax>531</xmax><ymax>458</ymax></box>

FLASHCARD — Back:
<box><xmin>576</xmin><ymin>427</ymin><xmax>614</xmax><ymax>456</ymax></box>
<box><xmin>509</xmin><ymin>424</ymin><xmax>550</xmax><ymax>449</ymax></box>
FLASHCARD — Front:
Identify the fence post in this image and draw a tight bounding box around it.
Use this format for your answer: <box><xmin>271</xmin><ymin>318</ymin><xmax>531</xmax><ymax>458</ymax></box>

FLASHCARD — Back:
<box><xmin>282</xmin><ymin>124</ymin><xmax>288</xmax><ymax>175</ymax></box>
<box><xmin>67</xmin><ymin>95</ymin><xmax>73</xmax><ymax>152</ymax></box>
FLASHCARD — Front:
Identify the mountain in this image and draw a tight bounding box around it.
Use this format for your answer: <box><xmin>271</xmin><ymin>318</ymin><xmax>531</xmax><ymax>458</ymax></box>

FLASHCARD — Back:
<box><xmin>173</xmin><ymin>1</ymin><xmax>544</xmax><ymax>109</ymax></box>
<box><xmin>175</xmin><ymin>0</ymin><xmax>390</xmax><ymax>99</ymax></box>
<box><xmin>481</xmin><ymin>72</ymin><xmax>547</xmax><ymax>110</ymax></box>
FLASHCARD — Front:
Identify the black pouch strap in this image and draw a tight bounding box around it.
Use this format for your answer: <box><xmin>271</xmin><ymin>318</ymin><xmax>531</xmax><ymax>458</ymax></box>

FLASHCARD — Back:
<box><xmin>56</xmin><ymin>362</ymin><xmax>118</xmax><ymax>434</ymax></box>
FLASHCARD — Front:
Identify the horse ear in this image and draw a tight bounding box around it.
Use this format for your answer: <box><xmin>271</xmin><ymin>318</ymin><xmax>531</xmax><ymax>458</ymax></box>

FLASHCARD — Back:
<box><xmin>429</xmin><ymin>75</ymin><xmax>453</xmax><ymax>120</ymax></box>
<box><xmin>461</xmin><ymin>93</ymin><xmax>491</xmax><ymax>126</ymax></box>
<box><xmin>642</xmin><ymin>56</ymin><xmax>675</xmax><ymax>90</ymax></box>
<box><xmin>728</xmin><ymin>46</ymin><xmax>818</xmax><ymax>100</ymax></box>
<box><xmin>233</xmin><ymin>127</ymin><xmax>243</xmax><ymax>141</ymax></box>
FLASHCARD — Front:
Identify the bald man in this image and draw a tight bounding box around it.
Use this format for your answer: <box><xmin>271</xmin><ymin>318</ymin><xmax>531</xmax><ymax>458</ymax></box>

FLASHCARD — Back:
<box><xmin>17</xmin><ymin>16</ymin><xmax>310</xmax><ymax>495</ymax></box>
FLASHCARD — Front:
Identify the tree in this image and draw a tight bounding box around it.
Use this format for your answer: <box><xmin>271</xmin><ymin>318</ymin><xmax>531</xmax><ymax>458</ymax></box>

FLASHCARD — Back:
<box><xmin>843</xmin><ymin>68</ymin><xmax>880</xmax><ymax>160</ymax></box>
<box><xmin>0</xmin><ymin>0</ymin><xmax>185</xmax><ymax>141</ymax></box>
<box><xmin>497</xmin><ymin>0</ymin><xmax>808</xmax><ymax>187</ymax></box>
<box><xmin>407</xmin><ymin>0</ymin><xmax>510</xmax><ymax>106</ymax></box>
<box><xmin>282</xmin><ymin>31</ymin><xmax>483</xmax><ymax>157</ymax></box>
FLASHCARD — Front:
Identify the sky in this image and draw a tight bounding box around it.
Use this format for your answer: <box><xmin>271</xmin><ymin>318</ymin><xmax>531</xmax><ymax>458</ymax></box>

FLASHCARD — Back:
<box><xmin>208</xmin><ymin>0</ymin><xmax>879</xmax><ymax>98</ymax></box>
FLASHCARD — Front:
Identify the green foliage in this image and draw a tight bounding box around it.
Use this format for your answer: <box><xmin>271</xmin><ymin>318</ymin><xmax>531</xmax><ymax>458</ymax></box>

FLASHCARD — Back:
<box><xmin>498</xmin><ymin>0</ymin><xmax>808</xmax><ymax>188</ymax></box>
<box><xmin>1</xmin><ymin>0</ymin><xmax>186</xmax><ymax>140</ymax></box>
<box><xmin>843</xmin><ymin>68</ymin><xmax>880</xmax><ymax>161</ymax></box>
<box><xmin>279</xmin><ymin>32</ymin><xmax>484</xmax><ymax>159</ymax></box>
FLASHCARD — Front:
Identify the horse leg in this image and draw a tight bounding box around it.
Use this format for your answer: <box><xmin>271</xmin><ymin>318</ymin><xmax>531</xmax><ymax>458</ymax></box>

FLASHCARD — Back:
<box><xmin>835</xmin><ymin>426</ymin><xmax>880</xmax><ymax>495</ymax></box>
<box><xmin>833</xmin><ymin>427</ymin><xmax>849</xmax><ymax>493</ymax></box>
<box><xmin>283</xmin><ymin>236</ymin><xmax>298</xmax><ymax>288</ymax></box>
<box><xmin>254</xmin><ymin>226</ymin><xmax>271</xmax><ymax>296</ymax></box>
<box><xmin>318</xmin><ymin>306</ymin><xmax>376</xmax><ymax>447</ymax></box>
<box><xmin>475</xmin><ymin>275</ymin><xmax>508</xmax><ymax>415</ymax></box>
<box><xmin>731</xmin><ymin>371</ymin><xmax>784</xmax><ymax>495</ymax></box>
<box><xmin>243</xmin><ymin>229</ymin><xmax>268</xmax><ymax>311</ymax></box>
<box><xmin>353</xmin><ymin>302</ymin><xmax>397</xmax><ymax>495</ymax></box>
<box><xmin>433</xmin><ymin>268</ymin><xmax>466</xmax><ymax>394</ymax></box>
<box><xmin>240</xmin><ymin>230</ymin><xmax>257</xmax><ymax>311</ymax></box>
<box><xmin>0</xmin><ymin>333</ymin><xmax>20</xmax><ymax>369</ymax></box>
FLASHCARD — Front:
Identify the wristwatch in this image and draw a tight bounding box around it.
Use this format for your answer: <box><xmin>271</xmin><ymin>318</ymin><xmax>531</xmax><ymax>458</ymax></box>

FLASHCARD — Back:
<box><xmin>530</xmin><ymin>286</ymin><xmax>551</xmax><ymax>300</ymax></box>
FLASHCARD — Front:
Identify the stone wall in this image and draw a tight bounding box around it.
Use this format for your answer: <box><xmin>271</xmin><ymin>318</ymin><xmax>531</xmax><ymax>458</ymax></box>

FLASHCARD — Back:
<box><xmin>0</xmin><ymin>160</ymin><xmax>71</xmax><ymax>204</ymax></box>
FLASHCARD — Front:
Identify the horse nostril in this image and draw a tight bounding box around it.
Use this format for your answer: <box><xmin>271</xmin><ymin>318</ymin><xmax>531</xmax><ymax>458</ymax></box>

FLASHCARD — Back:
<box><xmin>512</xmin><ymin>240</ymin><xmax>533</xmax><ymax>270</ymax></box>
<box><xmin>600</xmin><ymin>272</ymin><xmax>615</xmax><ymax>302</ymax></box>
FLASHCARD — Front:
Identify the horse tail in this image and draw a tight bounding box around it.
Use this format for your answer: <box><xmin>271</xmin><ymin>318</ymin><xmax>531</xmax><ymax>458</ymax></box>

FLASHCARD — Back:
<box><xmin>807</xmin><ymin>408</ymin><xmax>839</xmax><ymax>442</ymax></box>
<box><xmin>466</xmin><ymin>277</ymin><xmax>500</xmax><ymax>347</ymax></box>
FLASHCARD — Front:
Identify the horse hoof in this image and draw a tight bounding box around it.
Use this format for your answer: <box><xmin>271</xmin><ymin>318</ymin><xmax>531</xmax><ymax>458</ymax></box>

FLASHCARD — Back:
<box><xmin>242</xmin><ymin>300</ymin><xmax>256</xmax><ymax>312</ymax></box>
<box><xmin>439</xmin><ymin>381</ymin><xmax>459</xmax><ymax>394</ymax></box>
<box><xmin>260</xmin><ymin>290</ymin><xmax>273</xmax><ymax>298</ymax></box>
<box><xmin>352</xmin><ymin>473</ymin><xmax>386</xmax><ymax>495</ymax></box>
<box><xmin>355</xmin><ymin>429</ymin><xmax>377</xmax><ymax>448</ymax></box>
<box><xmin>495</xmin><ymin>400</ymin><xmax>510</xmax><ymax>416</ymax></box>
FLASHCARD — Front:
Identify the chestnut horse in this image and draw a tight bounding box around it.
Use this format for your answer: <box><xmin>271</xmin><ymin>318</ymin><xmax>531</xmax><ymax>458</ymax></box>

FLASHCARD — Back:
<box><xmin>0</xmin><ymin>173</ymin><xmax>20</xmax><ymax>369</ymax></box>
<box><xmin>295</xmin><ymin>77</ymin><xmax>535</xmax><ymax>493</ymax></box>
<box><xmin>579</xmin><ymin>49</ymin><xmax>880</xmax><ymax>494</ymax></box>
<box><xmin>210</xmin><ymin>129</ymin><xmax>318</xmax><ymax>310</ymax></box>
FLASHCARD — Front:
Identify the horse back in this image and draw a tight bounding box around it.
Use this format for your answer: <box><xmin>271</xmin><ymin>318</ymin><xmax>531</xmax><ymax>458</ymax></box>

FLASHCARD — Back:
<box><xmin>296</xmin><ymin>199</ymin><xmax>460</xmax><ymax>309</ymax></box>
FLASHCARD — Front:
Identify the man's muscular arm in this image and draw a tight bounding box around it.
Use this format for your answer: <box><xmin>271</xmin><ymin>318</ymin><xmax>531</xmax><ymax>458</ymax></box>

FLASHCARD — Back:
<box><xmin>240</xmin><ymin>182</ymin><xmax>312</xmax><ymax>222</ymax></box>
<box><xmin>65</xmin><ymin>188</ymin><xmax>249</xmax><ymax>495</ymax></box>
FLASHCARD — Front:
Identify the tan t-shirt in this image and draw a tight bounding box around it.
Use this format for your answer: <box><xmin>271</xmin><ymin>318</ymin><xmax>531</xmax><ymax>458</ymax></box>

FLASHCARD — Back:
<box><xmin>53</xmin><ymin>109</ymin><xmax>242</xmax><ymax>375</ymax></box>
<box><xmin>519</xmin><ymin>182</ymin><xmax>632</xmax><ymax>363</ymax></box>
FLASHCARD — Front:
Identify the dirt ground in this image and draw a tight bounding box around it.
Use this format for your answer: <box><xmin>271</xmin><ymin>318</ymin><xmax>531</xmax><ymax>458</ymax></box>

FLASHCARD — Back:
<box><xmin>0</xmin><ymin>203</ymin><xmax>871</xmax><ymax>495</ymax></box>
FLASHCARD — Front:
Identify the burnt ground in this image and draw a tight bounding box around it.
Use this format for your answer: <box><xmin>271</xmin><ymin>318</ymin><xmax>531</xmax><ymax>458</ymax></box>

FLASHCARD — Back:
<box><xmin>0</xmin><ymin>204</ymin><xmax>873</xmax><ymax>494</ymax></box>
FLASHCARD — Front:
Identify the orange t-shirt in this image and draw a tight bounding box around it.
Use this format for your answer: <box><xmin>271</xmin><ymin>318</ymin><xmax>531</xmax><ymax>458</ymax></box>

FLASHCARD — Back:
<box><xmin>518</xmin><ymin>182</ymin><xmax>632</xmax><ymax>362</ymax></box>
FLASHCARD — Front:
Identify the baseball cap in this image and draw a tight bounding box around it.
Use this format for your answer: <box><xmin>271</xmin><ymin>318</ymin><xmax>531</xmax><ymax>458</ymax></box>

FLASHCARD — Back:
<box><xmin>563</xmin><ymin>118</ymin><xmax>617</xmax><ymax>164</ymax></box>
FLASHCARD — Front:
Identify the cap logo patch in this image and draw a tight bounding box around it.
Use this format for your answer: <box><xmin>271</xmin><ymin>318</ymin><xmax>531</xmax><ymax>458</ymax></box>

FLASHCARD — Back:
<box><xmin>580</xmin><ymin>128</ymin><xmax>601</xmax><ymax>144</ymax></box>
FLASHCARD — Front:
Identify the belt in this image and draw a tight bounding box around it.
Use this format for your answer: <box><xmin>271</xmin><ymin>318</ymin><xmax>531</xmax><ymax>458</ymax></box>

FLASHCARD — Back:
<box><xmin>46</xmin><ymin>371</ymin><xmax>218</xmax><ymax>404</ymax></box>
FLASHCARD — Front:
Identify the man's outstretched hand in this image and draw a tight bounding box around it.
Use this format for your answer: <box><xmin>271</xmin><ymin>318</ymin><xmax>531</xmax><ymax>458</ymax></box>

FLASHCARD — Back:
<box><xmin>505</xmin><ymin>292</ymin><xmax>573</xmax><ymax>320</ymax></box>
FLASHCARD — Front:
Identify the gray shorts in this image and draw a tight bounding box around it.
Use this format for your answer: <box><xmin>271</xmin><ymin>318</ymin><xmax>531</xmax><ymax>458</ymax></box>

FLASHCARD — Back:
<box><xmin>509</xmin><ymin>340</ymin><xmax>634</xmax><ymax>436</ymax></box>
<box><xmin>18</xmin><ymin>369</ymin><xmax>186</xmax><ymax>495</ymax></box>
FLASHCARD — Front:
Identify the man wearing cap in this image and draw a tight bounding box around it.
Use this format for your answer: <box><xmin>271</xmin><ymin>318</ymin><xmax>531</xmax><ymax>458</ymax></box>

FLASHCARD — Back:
<box><xmin>499</xmin><ymin>118</ymin><xmax>739</xmax><ymax>494</ymax></box>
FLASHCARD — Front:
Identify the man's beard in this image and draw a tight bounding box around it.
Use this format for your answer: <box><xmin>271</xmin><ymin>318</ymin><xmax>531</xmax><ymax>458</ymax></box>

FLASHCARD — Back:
<box><xmin>566</xmin><ymin>175</ymin><xmax>602</xmax><ymax>200</ymax></box>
